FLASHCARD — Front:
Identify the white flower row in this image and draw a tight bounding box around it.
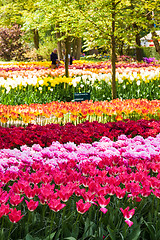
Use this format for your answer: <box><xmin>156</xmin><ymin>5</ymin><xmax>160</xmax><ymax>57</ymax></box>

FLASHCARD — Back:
<box><xmin>0</xmin><ymin>68</ymin><xmax>159</xmax><ymax>93</ymax></box>
<box><xmin>0</xmin><ymin>75</ymin><xmax>38</xmax><ymax>93</ymax></box>
<box><xmin>72</xmin><ymin>69</ymin><xmax>160</xmax><ymax>87</ymax></box>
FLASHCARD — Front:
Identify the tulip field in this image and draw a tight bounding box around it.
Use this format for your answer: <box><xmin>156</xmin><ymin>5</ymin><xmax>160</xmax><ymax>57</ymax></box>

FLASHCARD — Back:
<box><xmin>1</xmin><ymin>59</ymin><xmax>160</xmax><ymax>239</ymax></box>
<box><xmin>0</xmin><ymin>60</ymin><xmax>160</xmax><ymax>105</ymax></box>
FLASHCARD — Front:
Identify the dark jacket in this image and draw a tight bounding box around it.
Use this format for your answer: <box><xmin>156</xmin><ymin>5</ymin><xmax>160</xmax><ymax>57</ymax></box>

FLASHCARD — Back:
<box><xmin>50</xmin><ymin>52</ymin><xmax>58</xmax><ymax>64</ymax></box>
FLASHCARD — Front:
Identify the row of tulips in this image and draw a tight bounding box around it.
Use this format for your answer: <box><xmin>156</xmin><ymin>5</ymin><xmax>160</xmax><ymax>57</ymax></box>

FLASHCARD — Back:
<box><xmin>1</xmin><ymin>66</ymin><xmax>159</xmax><ymax>83</ymax></box>
<box><xmin>0</xmin><ymin>64</ymin><xmax>159</xmax><ymax>104</ymax></box>
<box><xmin>1</xmin><ymin>134</ymin><xmax>160</xmax><ymax>239</ymax></box>
<box><xmin>1</xmin><ymin>61</ymin><xmax>160</xmax><ymax>79</ymax></box>
<box><xmin>0</xmin><ymin>76</ymin><xmax>74</xmax><ymax>104</ymax></box>
<box><xmin>0</xmin><ymin>119</ymin><xmax>160</xmax><ymax>149</ymax></box>
<box><xmin>0</xmin><ymin>99</ymin><xmax>160</xmax><ymax>126</ymax></box>
<box><xmin>71</xmin><ymin>69</ymin><xmax>160</xmax><ymax>101</ymax></box>
<box><xmin>0</xmin><ymin>59</ymin><xmax>159</xmax><ymax>71</ymax></box>
<box><xmin>0</xmin><ymin>78</ymin><xmax>159</xmax><ymax>104</ymax></box>
<box><xmin>0</xmin><ymin>61</ymin><xmax>51</xmax><ymax>69</ymax></box>
<box><xmin>1</xmin><ymin>68</ymin><xmax>159</xmax><ymax>93</ymax></box>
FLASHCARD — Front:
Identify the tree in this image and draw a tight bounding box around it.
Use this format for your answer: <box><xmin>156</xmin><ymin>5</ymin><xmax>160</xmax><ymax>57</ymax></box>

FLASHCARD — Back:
<box><xmin>0</xmin><ymin>0</ymin><xmax>43</xmax><ymax>49</ymax></box>
<box><xmin>145</xmin><ymin>1</ymin><xmax>160</xmax><ymax>55</ymax></box>
<box><xmin>0</xmin><ymin>0</ymin><xmax>159</xmax><ymax>96</ymax></box>
<box><xmin>74</xmin><ymin>0</ymin><xmax>160</xmax><ymax>98</ymax></box>
<box><xmin>127</xmin><ymin>0</ymin><xmax>160</xmax><ymax>59</ymax></box>
<box><xmin>74</xmin><ymin>0</ymin><xmax>132</xmax><ymax>99</ymax></box>
<box><xmin>0</xmin><ymin>0</ymin><xmax>23</xmax><ymax>27</ymax></box>
<box><xmin>33</xmin><ymin>0</ymin><xmax>84</xmax><ymax>76</ymax></box>
<box><xmin>126</xmin><ymin>0</ymin><xmax>160</xmax><ymax>58</ymax></box>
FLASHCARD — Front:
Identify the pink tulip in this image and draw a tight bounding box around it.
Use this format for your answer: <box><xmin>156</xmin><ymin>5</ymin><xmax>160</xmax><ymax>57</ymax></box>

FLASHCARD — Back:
<box><xmin>97</xmin><ymin>196</ymin><xmax>110</xmax><ymax>208</ymax></box>
<box><xmin>48</xmin><ymin>199</ymin><xmax>66</xmax><ymax>212</ymax></box>
<box><xmin>76</xmin><ymin>199</ymin><xmax>91</xmax><ymax>214</ymax></box>
<box><xmin>25</xmin><ymin>199</ymin><xmax>39</xmax><ymax>211</ymax></box>
<box><xmin>0</xmin><ymin>204</ymin><xmax>10</xmax><ymax>218</ymax></box>
<box><xmin>100</xmin><ymin>208</ymin><xmax>108</xmax><ymax>214</ymax></box>
<box><xmin>10</xmin><ymin>194</ymin><xmax>24</xmax><ymax>206</ymax></box>
<box><xmin>8</xmin><ymin>208</ymin><xmax>24</xmax><ymax>223</ymax></box>
<box><xmin>120</xmin><ymin>206</ymin><xmax>135</xmax><ymax>227</ymax></box>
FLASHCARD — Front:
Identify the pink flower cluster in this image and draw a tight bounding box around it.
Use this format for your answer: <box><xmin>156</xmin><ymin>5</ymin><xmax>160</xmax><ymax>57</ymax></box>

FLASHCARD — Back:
<box><xmin>0</xmin><ymin>66</ymin><xmax>48</xmax><ymax>72</ymax></box>
<box><xmin>0</xmin><ymin>119</ymin><xmax>160</xmax><ymax>149</ymax></box>
<box><xmin>69</xmin><ymin>61</ymin><xmax>160</xmax><ymax>70</ymax></box>
<box><xmin>1</xmin><ymin>134</ymin><xmax>160</xmax><ymax>225</ymax></box>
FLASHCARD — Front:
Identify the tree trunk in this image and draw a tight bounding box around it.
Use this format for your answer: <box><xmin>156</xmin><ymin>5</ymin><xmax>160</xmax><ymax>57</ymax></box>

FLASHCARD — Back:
<box><xmin>72</xmin><ymin>37</ymin><xmax>82</xmax><ymax>60</ymax></box>
<box><xmin>33</xmin><ymin>29</ymin><xmax>39</xmax><ymax>50</ymax></box>
<box><xmin>111</xmin><ymin>0</ymin><xmax>117</xmax><ymax>99</ymax></box>
<box><xmin>65</xmin><ymin>36</ymin><xmax>70</xmax><ymax>77</ymax></box>
<box><xmin>56</xmin><ymin>31</ymin><xmax>63</xmax><ymax>60</ymax></box>
<box><xmin>132</xmin><ymin>22</ymin><xmax>143</xmax><ymax>61</ymax></box>
<box><xmin>72</xmin><ymin>38</ymin><xmax>77</xmax><ymax>58</ymax></box>
<box><xmin>75</xmin><ymin>38</ymin><xmax>82</xmax><ymax>60</ymax></box>
<box><xmin>135</xmin><ymin>33</ymin><xmax>143</xmax><ymax>61</ymax></box>
<box><xmin>152</xmin><ymin>31</ymin><xmax>160</xmax><ymax>55</ymax></box>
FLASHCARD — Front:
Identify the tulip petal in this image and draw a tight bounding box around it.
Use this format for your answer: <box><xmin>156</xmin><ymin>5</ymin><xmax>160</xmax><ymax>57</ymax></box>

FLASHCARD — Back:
<box><xmin>100</xmin><ymin>207</ymin><xmax>108</xmax><ymax>214</ymax></box>
<box><xmin>125</xmin><ymin>219</ymin><xmax>133</xmax><ymax>227</ymax></box>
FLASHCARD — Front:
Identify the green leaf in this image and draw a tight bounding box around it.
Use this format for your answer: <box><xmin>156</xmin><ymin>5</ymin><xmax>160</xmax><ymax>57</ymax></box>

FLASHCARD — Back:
<box><xmin>64</xmin><ymin>237</ymin><xmax>77</xmax><ymax>240</ymax></box>
<box><xmin>54</xmin><ymin>228</ymin><xmax>61</xmax><ymax>240</ymax></box>
<box><xmin>82</xmin><ymin>218</ymin><xmax>97</xmax><ymax>239</ymax></box>
<box><xmin>143</xmin><ymin>220</ymin><xmax>156</xmax><ymax>240</ymax></box>
<box><xmin>128</xmin><ymin>224</ymin><xmax>141</xmax><ymax>240</ymax></box>
<box><xmin>44</xmin><ymin>232</ymin><xmax>56</xmax><ymax>240</ymax></box>
<box><xmin>25</xmin><ymin>234</ymin><xmax>41</xmax><ymax>240</ymax></box>
<box><xmin>119</xmin><ymin>232</ymin><xmax>125</xmax><ymax>240</ymax></box>
<box><xmin>98</xmin><ymin>224</ymin><xmax>105</xmax><ymax>239</ymax></box>
<box><xmin>107</xmin><ymin>225</ymin><xmax>116</xmax><ymax>240</ymax></box>
<box><xmin>71</xmin><ymin>222</ymin><xmax>79</xmax><ymax>239</ymax></box>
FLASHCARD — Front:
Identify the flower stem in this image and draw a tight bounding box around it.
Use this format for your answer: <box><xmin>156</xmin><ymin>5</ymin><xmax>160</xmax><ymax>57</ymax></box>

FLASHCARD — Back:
<box><xmin>49</xmin><ymin>211</ymin><xmax>55</xmax><ymax>240</ymax></box>
<box><xmin>8</xmin><ymin>223</ymin><xmax>13</xmax><ymax>240</ymax></box>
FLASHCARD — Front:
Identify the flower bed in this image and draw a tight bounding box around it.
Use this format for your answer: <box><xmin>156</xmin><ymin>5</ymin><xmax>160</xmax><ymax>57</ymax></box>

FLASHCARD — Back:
<box><xmin>0</xmin><ymin>119</ymin><xmax>160</xmax><ymax>149</ymax></box>
<box><xmin>1</xmin><ymin>60</ymin><xmax>160</xmax><ymax>239</ymax></box>
<box><xmin>0</xmin><ymin>99</ymin><xmax>160</xmax><ymax>126</ymax></box>
<box><xmin>0</xmin><ymin>135</ymin><xmax>160</xmax><ymax>239</ymax></box>
<box><xmin>0</xmin><ymin>61</ymin><xmax>160</xmax><ymax>103</ymax></box>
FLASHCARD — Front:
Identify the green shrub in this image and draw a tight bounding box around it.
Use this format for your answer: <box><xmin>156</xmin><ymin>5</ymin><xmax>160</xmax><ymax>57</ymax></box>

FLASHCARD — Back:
<box><xmin>37</xmin><ymin>38</ymin><xmax>57</xmax><ymax>61</ymax></box>
<box><xmin>24</xmin><ymin>48</ymin><xmax>40</xmax><ymax>61</ymax></box>
<box><xmin>126</xmin><ymin>47</ymin><xmax>160</xmax><ymax>60</ymax></box>
<box><xmin>142</xmin><ymin>47</ymin><xmax>160</xmax><ymax>60</ymax></box>
<box><xmin>24</xmin><ymin>37</ymin><xmax>57</xmax><ymax>61</ymax></box>
<box><xmin>0</xmin><ymin>25</ymin><xmax>27</xmax><ymax>61</ymax></box>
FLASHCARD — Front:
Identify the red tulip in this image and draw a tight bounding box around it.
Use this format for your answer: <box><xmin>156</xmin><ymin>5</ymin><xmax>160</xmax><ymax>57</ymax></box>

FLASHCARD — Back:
<box><xmin>0</xmin><ymin>192</ymin><xmax>9</xmax><ymax>204</ymax></box>
<box><xmin>8</xmin><ymin>208</ymin><xmax>24</xmax><ymax>223</ymax></box>
<box><xmin>10</xmin><ymin>194</ymin><xmax>24</xmax><ymax>206</ymax></box>
<box><xmin>25</xmin><ymin>199</ymin><xmax>39</xmax><ymax>211</ymax></box>
<box><xmin>0</xmin><ymin>204</ymin><xmax>10</xmax><ymax>218</ymax></box>
<box><xmin>97</xmin><ymin>196</ymin><xmax>110</xmax><ymax>208</ymax></box>
<box><xmin>76</xmin><ymin>199</ymin><xmax>91</xmax><ymax>214</ymax></box>
<box><xmin>120</xmin><ymin>206</ymin><xmax>135</xmax><ymax>227</ymax></box>
<box><xmin>48</xmin><ymin>199</ymin><xmax>66</xmax><ymax>212</ymax></box>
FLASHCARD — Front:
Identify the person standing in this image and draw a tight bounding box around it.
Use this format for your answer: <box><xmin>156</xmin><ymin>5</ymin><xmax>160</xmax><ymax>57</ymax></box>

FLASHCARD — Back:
<box><xmin>50</xmin><ymin>48</ymin><xmax>59</xmax><ymax>69</ymax></box>
<box><xmin>70</xmin><ymin>55</ymin><xmax>73</xmax><ymax>65</ymax></box>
